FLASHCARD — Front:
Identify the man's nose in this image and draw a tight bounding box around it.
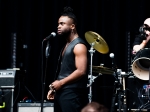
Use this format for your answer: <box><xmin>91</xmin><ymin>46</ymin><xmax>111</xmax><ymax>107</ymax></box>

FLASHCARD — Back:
<box><xmin>145</xmin><ymin>30</ymin><xmax>150</xmax><ymax>35</ymax></box>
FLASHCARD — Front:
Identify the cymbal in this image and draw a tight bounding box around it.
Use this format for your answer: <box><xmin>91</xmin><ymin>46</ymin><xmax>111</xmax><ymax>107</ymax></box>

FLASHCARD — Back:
<box><xmin>85</xmin><ymin>31</ymin><xmax>109</xmax><ymax>54</ymax></box>
<box><xmin>92</xmin><ymin>66</ymin><xmax>114</xmax><ymax>74</ymax></box>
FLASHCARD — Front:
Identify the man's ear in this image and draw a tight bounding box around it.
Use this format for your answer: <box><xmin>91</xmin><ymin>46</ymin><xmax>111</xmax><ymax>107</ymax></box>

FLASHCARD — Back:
<box><xmin>71</xmin><ymin>24</ymin><xmax>75</xmax><ymax>29</ymax></box>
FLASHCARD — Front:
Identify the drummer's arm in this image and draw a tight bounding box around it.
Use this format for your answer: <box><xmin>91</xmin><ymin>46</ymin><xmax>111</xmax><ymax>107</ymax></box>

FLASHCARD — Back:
<box><xmin>133</xmin><ymin>40</ymin><xmax>147</xmax><ymax>54</ymax></box>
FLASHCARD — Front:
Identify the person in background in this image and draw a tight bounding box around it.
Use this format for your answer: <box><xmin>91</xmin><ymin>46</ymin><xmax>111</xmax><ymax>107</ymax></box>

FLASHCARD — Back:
<box><xmin>81</xmin><ymin>101</ymin><xmax>109</xmax><ymax>112</ymax></box>
<box><xmin>47</xmin><ymin>6</ymin><xmax>89</xmax><ymax>112</ymax></box>
<box><xmin>132</xmin><ymin>18</ymin><xmax>150</xmax><ymax>55</ymax></box>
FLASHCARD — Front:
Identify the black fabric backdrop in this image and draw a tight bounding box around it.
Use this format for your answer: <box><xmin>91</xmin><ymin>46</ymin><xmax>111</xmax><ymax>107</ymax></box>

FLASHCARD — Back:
<box><xmin>0</xmin><ymin>0</ymin><xmax>150</xmax><ymax>111</ymax></box>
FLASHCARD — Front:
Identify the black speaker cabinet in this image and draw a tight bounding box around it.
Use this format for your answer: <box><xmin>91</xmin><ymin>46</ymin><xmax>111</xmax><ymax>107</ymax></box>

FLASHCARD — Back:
<box><xmin>17</xmin><ymin>103</ymin><xmax>54</xmax><ymax>112</ymax></box>
<box><xmin>0</xmin><ymin>89</ymin><xmax>14</xmax><ymax>112</ymax></box>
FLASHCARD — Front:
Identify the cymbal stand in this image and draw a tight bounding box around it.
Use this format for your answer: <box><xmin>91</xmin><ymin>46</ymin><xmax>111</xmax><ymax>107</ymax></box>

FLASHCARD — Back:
<box><xmin>88</xmin><ymin>42</ymin><xmax>95</xmax><ymax>103</ymax></box>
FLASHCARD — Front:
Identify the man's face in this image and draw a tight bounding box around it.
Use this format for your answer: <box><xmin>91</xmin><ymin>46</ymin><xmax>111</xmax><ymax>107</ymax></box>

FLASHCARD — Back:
<box><xmin>57</xmin><ymin>16</ymin><xmax>73</xmax><ymax>36</ymax></box>
<box><xmin>143</xmin><ymin>24</ymin><xmax>150</xmax><ymax>36</ymax></box>
<box><xmin>144</xmin><ymin>18</ymin><xmax>150</xmax><ymax>36</ymax></box>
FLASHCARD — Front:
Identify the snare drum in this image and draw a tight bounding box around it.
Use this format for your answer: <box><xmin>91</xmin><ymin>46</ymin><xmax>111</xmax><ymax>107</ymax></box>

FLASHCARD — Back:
<box><xmin>132</xmin><ymin>48</ymin><xmax>150</xmax><ymax>80</ymax></box>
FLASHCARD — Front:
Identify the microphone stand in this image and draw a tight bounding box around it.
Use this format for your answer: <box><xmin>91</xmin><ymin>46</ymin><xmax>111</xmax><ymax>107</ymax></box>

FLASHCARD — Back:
<box><xmin>110</xmin><ymin>53</ymin><xmax>117</xmax><ymax>112</ymax></box>
<box><xmin>41</xmin><ymin>40</ymin><xmax>51</xmax><ymax>112</ymax></box>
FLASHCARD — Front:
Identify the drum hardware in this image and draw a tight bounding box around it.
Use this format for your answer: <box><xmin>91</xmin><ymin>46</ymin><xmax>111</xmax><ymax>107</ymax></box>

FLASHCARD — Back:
<box><xmin>110</xmin><ymin>69</ymin><xmax>121</xmax><ymax>112</ymax></box>
<box><xmin>87</xmin><ymin>73</ymin><xmax>102</xmax><ymax>87</ymax></box>
<box><xmin>138</xmin><ymin>100</ymin><xmax>150</xmax><ymax>111</ymax></box>
<box><xmin>142</xmin><ymin>84</ymin><xmax>150</xmax><ymax>99</ymax></box>
<box><xmin>141</xmin><ymin>72</ymin><xmax>150</xmax><ymax>109</ymax></box>
<box><xmin>85</xmin><ymin>31</ymin><xmax>109</xmax><ymax>54</ymax></box>
<box><xmin>92</xmin><ymin>65</ymin><xmax>115</xmax><ymax>75</ymax></box>
<box><xmin>110</xmin><ymin>69</ymin><xmax>131</xmax><ymax>112</ymax></box>
<box><xmin>121</xmin><ymin>72</ymin><xmax>128</xmax><ymax>112</ymax></box>
<box><xmin>136</xmin><ymin>83</ymin><xmax>150</xmax><ymax>110</ymax></box>
<box><xmin>131</xmin><ymin>48</ymin><xmax>150</xmax><ymax>80</ymax></box>
<box><xmin>131</xmin><ymin>48</ymin><xmax>150</xmax><ymax>109</ymax></box>
<box><xmin>85</xmin><ymin>31</ymin><xmax>109</xmax><ymax>103</ymax></box>
<box><xmin>87</xmin><ymin>42</ymin><xmax>95</xmax><ymax>103</ymax></box>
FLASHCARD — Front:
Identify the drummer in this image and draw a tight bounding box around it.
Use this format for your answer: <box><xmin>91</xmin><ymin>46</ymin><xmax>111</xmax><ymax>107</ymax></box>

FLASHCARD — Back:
<box><xmin>132</xmin><ymin>18</ymin><xmax>150</xmax><ymax>55</ymax></box>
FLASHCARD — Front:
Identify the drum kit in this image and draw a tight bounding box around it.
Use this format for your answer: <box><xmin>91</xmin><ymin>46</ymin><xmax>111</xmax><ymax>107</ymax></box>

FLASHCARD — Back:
<box><xmin>131</xmin><ymin>48</ymin><xmax>150</xmax><ymax>110</ymax></box>
<box><xmin>85</xmin><ymin>31</ymin><xmax>150</xmax><ymax>111</ymax></box>
<box><xmin>132</xmin><ymin>48</ymin><xmax>150</xmax><ymax>81</ymax></box>
<box><xmin>84</xmin><ymin>31</ymin><xmax>115</xmax><ymax>103</ymax></box>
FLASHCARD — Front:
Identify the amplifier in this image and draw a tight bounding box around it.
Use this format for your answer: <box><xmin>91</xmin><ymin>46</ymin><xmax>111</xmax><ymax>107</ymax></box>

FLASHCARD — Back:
<box><xmin>17</xmin><ymin>102</ymin><xmax>54</xmax><ymax>112</ymax></box>
<box><xmin>0</xmin><ymin>69</ymin><xmax>18</xmax><ymax>88</ymax></box>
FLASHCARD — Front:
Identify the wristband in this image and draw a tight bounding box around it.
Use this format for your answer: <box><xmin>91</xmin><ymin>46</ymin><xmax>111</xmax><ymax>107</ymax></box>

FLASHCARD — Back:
<box><xmin>49</xmin><ymin>84</ymin><xmax>56</xmax><ymax>93</ymax></box>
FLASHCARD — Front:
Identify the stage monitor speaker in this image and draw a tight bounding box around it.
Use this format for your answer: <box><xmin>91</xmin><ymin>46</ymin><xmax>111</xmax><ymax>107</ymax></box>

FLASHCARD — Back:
<box><xmin>0</xmin><ymin>89</ymin><xmax>14</xmax><ymax>112</ymax></box>
<box><xmin>17</xmin><ymin>102</ymin><xmax>54</xmax><ymax>112</ymax></box>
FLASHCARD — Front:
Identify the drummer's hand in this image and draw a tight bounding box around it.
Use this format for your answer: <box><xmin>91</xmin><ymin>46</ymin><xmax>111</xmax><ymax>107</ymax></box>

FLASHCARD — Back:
<box><xmin>132</xmin><ymin>50</ymin><xmax>137</xmax><ymax>55</ymax></box>
<box><xmin>145</xmin><ymin>34</ymin><xmax>150</xmax><ymax>42</ymax></box>
<box><xmin>47</xmin><ymin>89</ymin><xmax>55</xmax><ymax>100</ymax></box>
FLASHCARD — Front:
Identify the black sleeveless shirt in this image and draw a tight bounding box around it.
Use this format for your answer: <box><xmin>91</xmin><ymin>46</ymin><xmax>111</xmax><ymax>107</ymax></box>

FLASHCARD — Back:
<box><xmin>56</xmin><ymin>37</ymin><xmax>89</xmax><ymax>89</ymax></box>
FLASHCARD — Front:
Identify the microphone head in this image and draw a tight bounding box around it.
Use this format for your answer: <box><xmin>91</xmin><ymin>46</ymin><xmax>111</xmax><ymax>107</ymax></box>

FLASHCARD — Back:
<box><xmin>44</xmin><ymin>32</ymin><xmax>56</xmax><ymax>41</ymax></box>
<box><xmin>109</xmin><ymin>53</ymin><xmax>114</xmax><ymax>58</ymax></box>
<box><xmin>51</xmin><ymin>32</ymin><xmax>56</xmax><ymax>37</ymax></box>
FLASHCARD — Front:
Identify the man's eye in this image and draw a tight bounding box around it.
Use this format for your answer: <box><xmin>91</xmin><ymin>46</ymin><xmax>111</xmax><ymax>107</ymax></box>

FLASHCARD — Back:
<box><xmin>145</xmin><ymin>28</ymin><xmax>150</xmax><ymax>31</ymax></box>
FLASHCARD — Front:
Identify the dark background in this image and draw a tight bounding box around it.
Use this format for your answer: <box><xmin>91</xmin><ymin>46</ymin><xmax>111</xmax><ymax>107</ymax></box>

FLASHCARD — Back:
<box><xmin>0</xmin><ymin>0</ymin><xmax>150</xmax><ymax>111</ymax></box>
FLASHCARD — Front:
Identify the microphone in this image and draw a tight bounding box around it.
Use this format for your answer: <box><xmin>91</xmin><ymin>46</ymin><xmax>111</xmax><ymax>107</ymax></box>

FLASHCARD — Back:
<box><xmin>109</xmin><ymin>53</ymin><xmax>116</xmax><ymax>70</ymax></box>
<box><xmin>44</xmin><ymin>32</ymin><xmax>56</xmax><ymax>41</ymax></box>
<box><xmin>109</xmin><ymin>53</ymin><xmax>114</xmax><ymax>65</ymax></box>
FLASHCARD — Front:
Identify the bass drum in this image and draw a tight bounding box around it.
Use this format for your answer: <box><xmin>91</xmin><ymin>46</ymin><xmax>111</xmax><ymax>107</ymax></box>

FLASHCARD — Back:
<box><xmin>132</xmin><ymin>48</ymin><xmax>150</xmax><ymax>80</ymax></box>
